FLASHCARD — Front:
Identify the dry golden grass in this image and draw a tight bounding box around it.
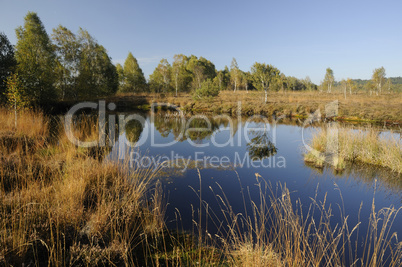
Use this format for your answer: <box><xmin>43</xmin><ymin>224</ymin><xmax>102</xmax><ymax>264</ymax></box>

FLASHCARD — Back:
<box><xmin>114</xmin><ymin>90</ymin><xmax>402</xmax><ymax>123</ymax></box>
<box><xmin>305</xmin><ymin>126</ymin><xmax>402</xmax><ymax>174</ymax></box>
<box><xmin>201</xmin><ymin>173</ymin><xmax>402</xmax><ymax>266</ymax></box>
<box><xmin>0</xmin><ymin>108</ymin><xmax>48</xmax><ymax>138</ymax></box>
<box><xmin>0</xmin><ymin>109</ymin><xmax>163</xmax><ymax>266</ymax></box>
<box><xmin>1</xmin><ymin>108</ymin><xmax>401</xmax><ymax>266</ymax></box>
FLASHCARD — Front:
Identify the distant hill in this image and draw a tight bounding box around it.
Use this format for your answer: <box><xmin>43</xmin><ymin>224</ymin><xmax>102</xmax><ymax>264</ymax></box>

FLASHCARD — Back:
<box><xmin>352</xmin><ymin>77</ymin><xmax>402</xmax><ymax>86</ymax></box>
<box><xmin>332</xmin><ymin>77</ymin><xmax>402</xmax><ymax>92</ymax></box>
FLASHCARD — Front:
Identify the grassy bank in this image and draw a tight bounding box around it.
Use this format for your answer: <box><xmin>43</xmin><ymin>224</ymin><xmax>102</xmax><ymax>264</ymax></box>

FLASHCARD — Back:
<box><xmin>304</xmin><ymin>126</ymin><xmax>402</xmax><ymax>174</ymax></box>
<box><xmin>107</xmin><ymin>91</ymin><xmax>402</xmax><ymax>124</ymax></box>
<box><xmin>0</xmin><ymin>108</ymin><xmax>167</xmax><ymax>265</ymax></box>
<box><xmin>1</xmin><ymin>108</ymin><xmax>401</xmax><ymax>266</ymax></box>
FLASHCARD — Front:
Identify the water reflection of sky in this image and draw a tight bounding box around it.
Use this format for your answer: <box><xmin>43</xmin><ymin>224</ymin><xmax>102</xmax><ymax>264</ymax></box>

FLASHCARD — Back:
<box><xmin>107</xmin><ymin>113</ymin><xmax>402</xmax><ymax>259</ymax></box>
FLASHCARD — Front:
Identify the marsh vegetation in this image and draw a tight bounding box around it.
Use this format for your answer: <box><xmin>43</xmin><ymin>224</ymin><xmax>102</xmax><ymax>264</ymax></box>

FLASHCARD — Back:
<box><xmin>2</xmin><ymin>109</ymin><xmax>401</xmax><ymax>266</ymax></box>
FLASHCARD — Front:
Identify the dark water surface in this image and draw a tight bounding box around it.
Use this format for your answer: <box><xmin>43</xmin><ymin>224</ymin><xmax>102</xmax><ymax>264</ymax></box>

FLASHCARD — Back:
<box><xmin>106</xmin><ymin>111</ymin><xmax>401</xmax><ymax>260</ymax></box>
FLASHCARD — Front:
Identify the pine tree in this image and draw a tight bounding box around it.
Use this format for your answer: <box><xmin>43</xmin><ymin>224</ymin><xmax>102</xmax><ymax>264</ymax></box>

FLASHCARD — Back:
<box><xmin>121</xmin><ymin>52</ymin><xmax>146</xmax><ymax>93</ymax></box>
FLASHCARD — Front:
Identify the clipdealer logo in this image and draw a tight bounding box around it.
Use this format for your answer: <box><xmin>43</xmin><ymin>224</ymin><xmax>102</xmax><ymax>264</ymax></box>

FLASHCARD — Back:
<box><xmin>63</xmin><ymin>100</ymin><xmax>339</xmax><ymax>170</ymax></box>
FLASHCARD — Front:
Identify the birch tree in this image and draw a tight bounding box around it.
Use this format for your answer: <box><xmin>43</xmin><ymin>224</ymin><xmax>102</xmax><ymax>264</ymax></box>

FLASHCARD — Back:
<box><xmin>372</xmin><ymin>67</ymin><xmax>386</xmax><ymax>95</ymax></box>
<box><xmin>172</xmin><ymin>54</ymin><xmax>192</xmax><ymax>94</ymax></box>
<box><xmin>250</xmin><ymin>62</ymin><xmax>279</xmax><ymax>103</ymax></box>
<box><xmin>149</xmin><ymin>59</ymin><xmax>171</xmax><ymax>93</ymax></box>
<box><xmin>230</xmin><ymin>58</ymin><xmax>241</xmax><ymax>92</ymax></box>
<box><xmin>52</xmin><ymin>25</ymin><xmax>80</xmax><ymax>100</ymax></box>
<box><xmin>76</xmin><ymin>28</ymin><xmax>118</xmax><ymax>98</ymax></box>
<box><xmin>15</xmin><ymin>12</ymin><xmax>57</xmax><ymax>104</ymax></box>
<box><xmin>5</xmin><ymin>73</ymin><xmax>29</xmax><ymax>128</ymax></box>
<box><xmin>340</xmin><ymin>79</ymin><xmax>347</xmax><ymax>99</ymax></box>
<box><xmin>323</xmin><ymin>68</ymin><xmax>334</xmax><ymax>93</ymax></box>
<box><xmin>346</xmin><ymin>78</ymin><xmax>355</xmax><ymax>95</ymax></box>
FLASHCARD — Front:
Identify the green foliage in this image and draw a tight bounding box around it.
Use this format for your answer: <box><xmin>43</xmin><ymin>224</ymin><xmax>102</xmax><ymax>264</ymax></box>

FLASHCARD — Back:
<box><xmin>171</xmin><ymin>54</ymin><xmax>192</xmax><ymax>94</ymax></box>
<box><xmin>76</xmin><ymin>28</ymin><xmax>118</xmax><ymax>98</ymax></box>
<box><xmin>115</xmin><ymin>63</ymin><xmax>124</xmax><ymax>89</ymax></box>
<box><xmin>120</xmin><ymin>52</ymin><xmax>146</xmax><ymax>93</ymax></box>
<box><xmin>52</xmin><ymin>25</ymin><xmax>118</xmax><ymax>100</ymax></box>
<box><xmin>230</xmin><ymin>58</ymin><xmax>241</xmax><ymax>91</ymax></box>
<box><xmin>250</xmin><ymin>62</ymin><xmax>280</xmax><ymax>91</ymax></box>
<box><xmin>346</xmin><ymin>78</ymin><xmax>356</xmax><ymax>94</ymax></box>
<box><xmin>5</xmin><ymin>73</ymin><xmax>30</xmax><ymax>109</ymax></box>
<box><xmin>371</xmin><ymin>66</ymin><xmax>386</xmax><ymax>94</ymax></box>
<box><xmin>241</xmin><ymin>71</ymin><xmax>253</xmax><ymax>91</ymax></box>
<box><xmin>388</xmin><ymin>76</ymin><xmax>402</xmax><ymax>84</ymax></box>
<box><xmin>193</xmin><ymin>78</ymin><xmax>219</xmax><ymax>99</ymax></box>
<box><xmin>15</xmin><ymin>12</ymin><xmax>58</xmax><ymax>105</ymax></box>
<box><xmin>285</xmin><ymin>76</ymin><xmax>307</xmax><ymax>91</ymax></box>
<box><xmin>186</xmin><ymin>55</ymin><xmax>216</xmax><ymax>91</ymax></box>
<box><xmin>364</xmin><ymin>80</ymin><xmax>376</xmax><ymax>94</ymax></box>
<box><xmin>246</xmin><ymin>133</ymin><xmax>277</xmax><ymax>160</ymax></box>
<box><xmin>350</xmin><ymin>77</ymin><xmax>401</xmax><ymax>93</ymax></box>
<box><xmin>149</xmin><ymin>59</ymin><xmax>172</xmax><ymax>93</ymax></box>
<box><xmin>0</xmin><ymin>32</ymin><xmax>17</xmax><ymax>103</ymax></box>
<box><xmin>301</xmin><ymin>76</ymin><xmax>316</xmax><ymax>91</ymax></box>
<box><xmin>215</xmin><ymin>67</ymin><xmax>230</xmax><ymax>91</ymax></box>
<box><xmin>52</xmin><ymin>25</ymin><xmax>81</xmax><ymax>100</ymax></box>
<box><xmin>125</xmin><ymin>119</ymin><xmax>144</xmax><ymax>143</ymax></box>
<box><xmin>5</xmin><ymin>73</ymin><xmax>30</xmax><ymax>128</ymax></box>
<box><xmin>322</xmin><ymin>67</ymin><xmax>334</xmax><ymax>93</ymax></box>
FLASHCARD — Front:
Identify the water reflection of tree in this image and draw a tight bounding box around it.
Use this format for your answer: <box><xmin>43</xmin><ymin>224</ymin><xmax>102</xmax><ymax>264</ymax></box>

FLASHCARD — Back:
<box><xmin>341</xmin><ymin>163</ymin><xmax>402</xmax><ymax>194</ymax></box>
<box><xmin>185</xmin><ymin>117</ymin><xmax>220</xmax><ymax>142</ymax></box>
<box><xmin>153</xmin><ymin>115</ymin><xmax>233</xmax><ymax>142</ymax></box>
<box><xmin>306</xmin><ymin>161</ymin><xmax>402</xmax><ymax>200</ymax></box>
<box><xmin>246</xmin><ymin>129</ymin><xmax>277</xmax><ymax>160</ymax></box>
<box><xmin>125</xmin><ymin>119</ymin><xmax>144</xmax><ymax>143</ymax></box>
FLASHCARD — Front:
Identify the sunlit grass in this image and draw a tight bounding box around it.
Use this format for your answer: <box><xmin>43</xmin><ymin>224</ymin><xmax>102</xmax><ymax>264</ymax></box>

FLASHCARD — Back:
<box><xmin>305</xmin><ymin>126</ymin><xmax>402</xmax><ymax>174</ymax></box>
<box><xmin>114</xmin><ymin>90</ymin><xmax>402</xmax><ymax>122</ymax></box>
<box><xmin>0</xmin><ymin>109</ymin><xmax>163</xmax><ymax>265</ymax></box>
<box><xmin>1</xmin><ymin>108</ymin><xmax>401</xmax><ymax>266</ymax></box>
<box><xmin>175</xmin><ymin>171</ymin><xmax>401</xmax><ymax>266</ymax></box>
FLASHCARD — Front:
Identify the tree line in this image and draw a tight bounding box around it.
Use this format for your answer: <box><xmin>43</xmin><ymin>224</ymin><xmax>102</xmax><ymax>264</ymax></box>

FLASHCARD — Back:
<box><xmin>1</xmin><ymin>12</ymin><xmax>120</xmax><ymax>108</ymax></box>
<box><xmin>0</xmin><ymin>12</ymin><xmax>320</xmax><ymax>108</ymax></box>
<box><xmin>0</xmin><ymin>12</ymin><xmax>399</xmax><ymax>111</ymax></box>
<box><xmin>147</xmin><ymin>56</ymin><xmax>318</xmax><ymax>99</ymax></box>
<box><xmin>320</xmin><ymin>67</ymin><xmax>399</xmax><ymax>97</ymax></box>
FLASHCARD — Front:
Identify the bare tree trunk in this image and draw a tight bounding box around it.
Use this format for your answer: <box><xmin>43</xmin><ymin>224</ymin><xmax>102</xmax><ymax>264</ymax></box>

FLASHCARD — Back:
<box><xmin>175</xmin><ymin>73</ymin><xmax>178</xmax><ymax>97</ymax></box>
<box><xmin>14</xmin><ymin>100</ymin><xmax>17</xmax><ymax>129</ymax></box>
<box><xmin>379</xmin><ymin>81</ymin><xmax>382</xmax><ymax>94</ymax></box>
<box><xmin>344</xmin><ymin>86</ymin><xmax>346</xmax><ymax>99</ymax></box>
<box><xmin>264</xmin><ymin>89</ymin><xmax>267</xmax><ymax>103</ymax></box>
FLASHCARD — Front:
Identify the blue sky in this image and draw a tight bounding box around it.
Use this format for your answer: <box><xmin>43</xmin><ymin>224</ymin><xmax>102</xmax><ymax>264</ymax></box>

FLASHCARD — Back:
<box><xmin>1</xmin><ymin>0</ymin><xmax>401</xmax><ymax>84</ymax></box>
